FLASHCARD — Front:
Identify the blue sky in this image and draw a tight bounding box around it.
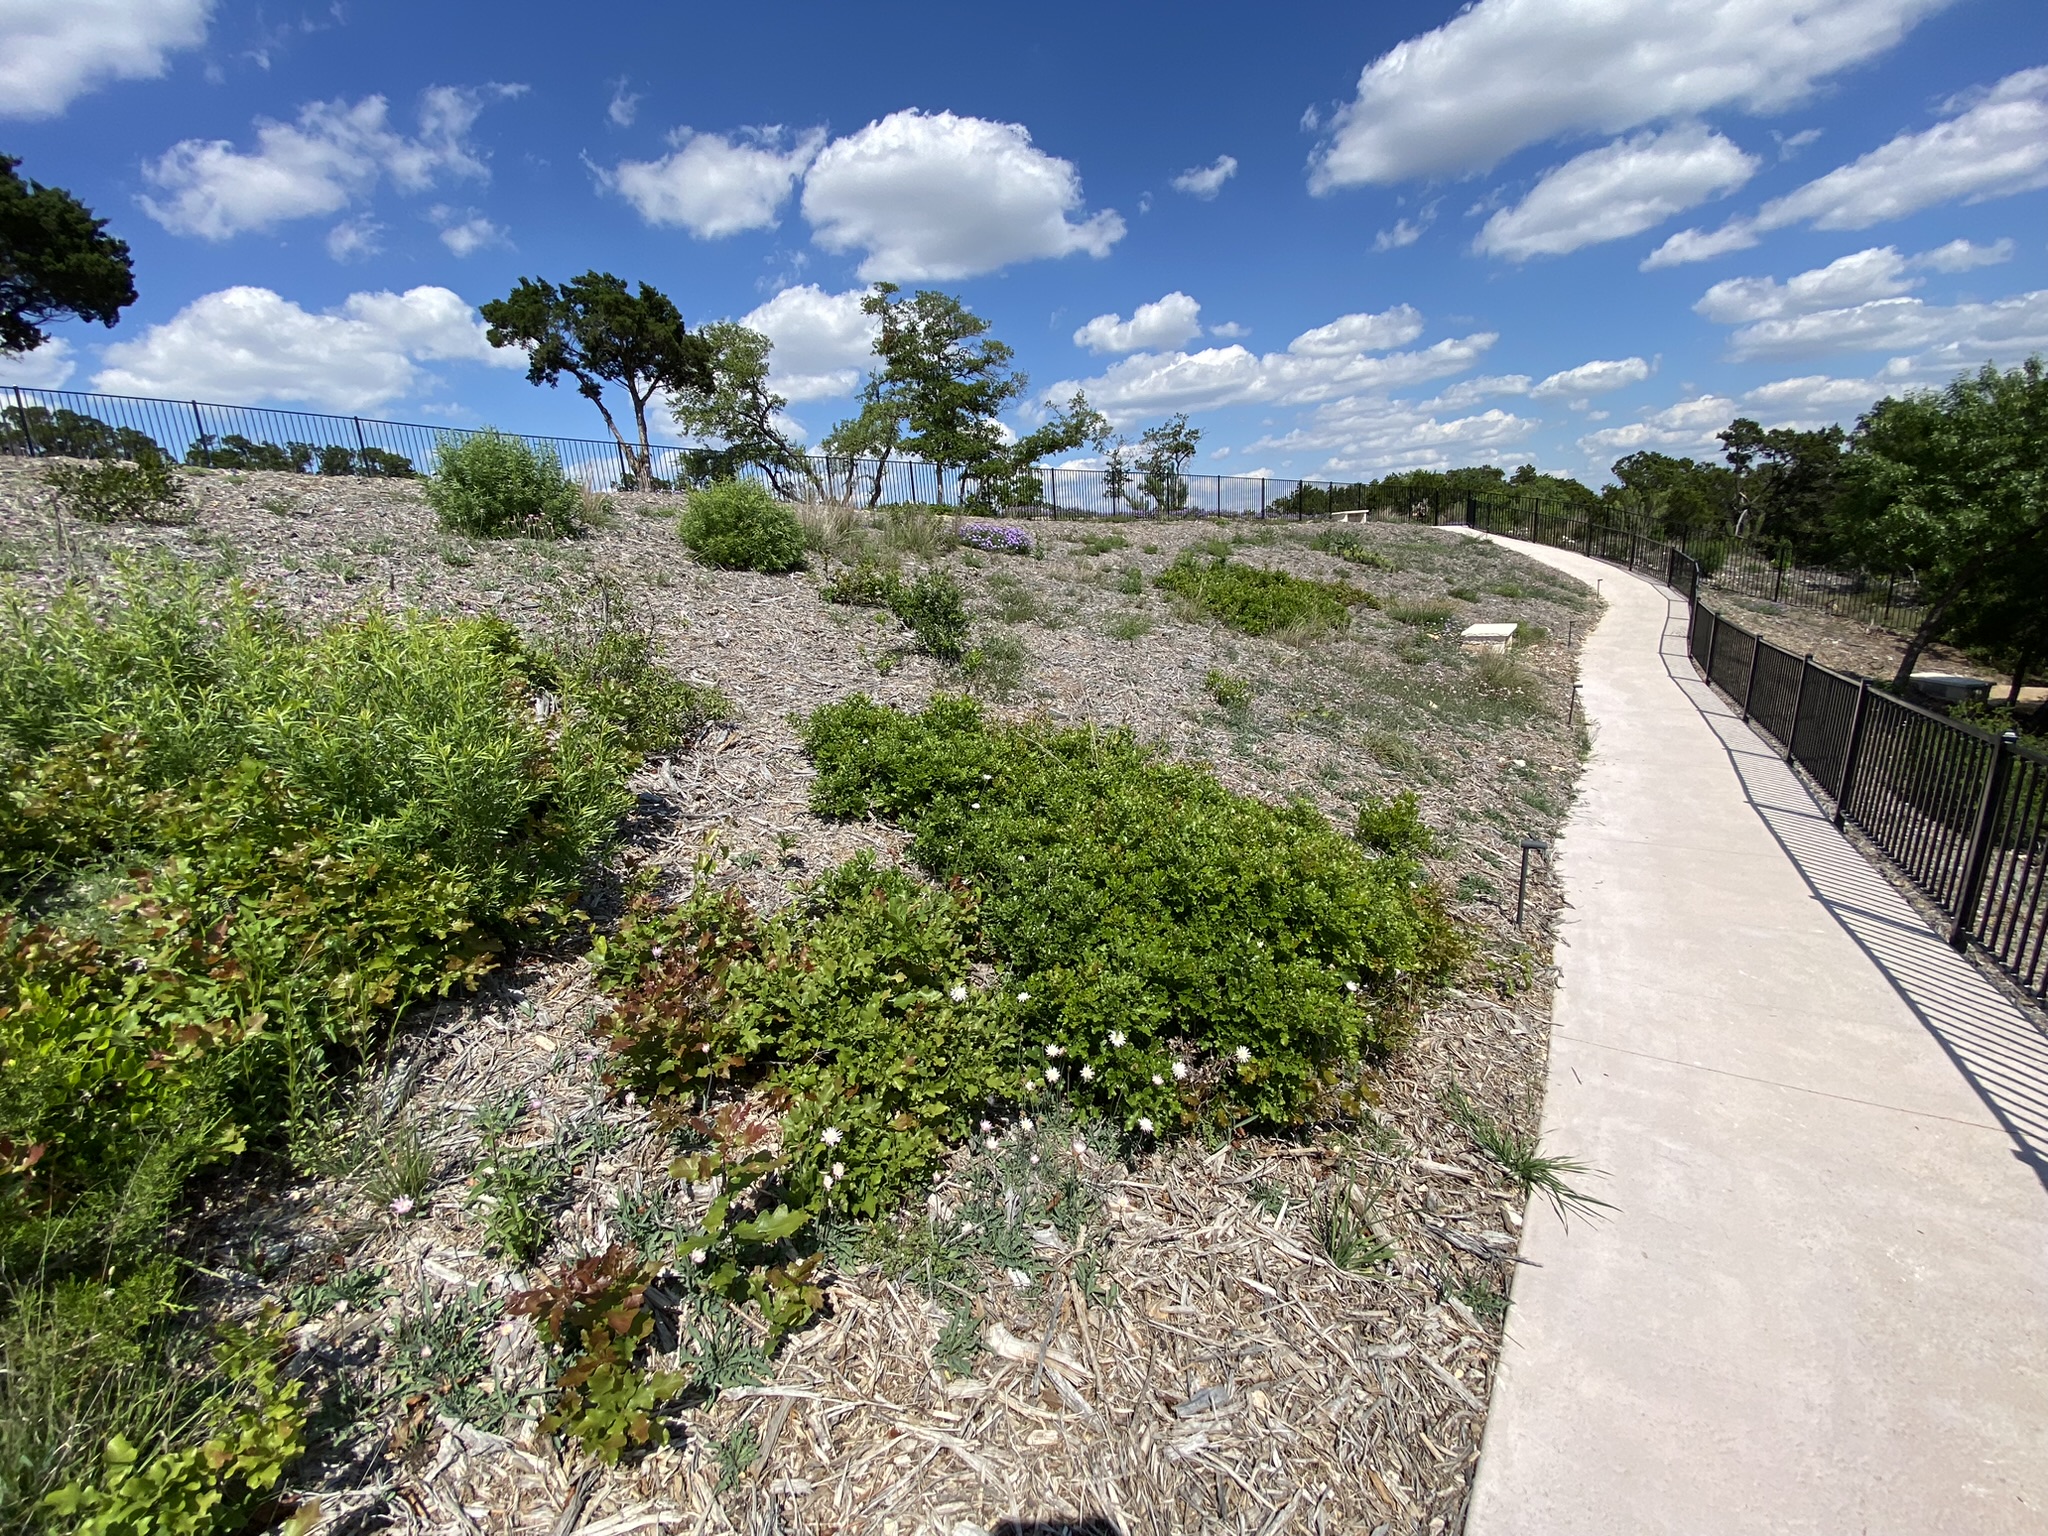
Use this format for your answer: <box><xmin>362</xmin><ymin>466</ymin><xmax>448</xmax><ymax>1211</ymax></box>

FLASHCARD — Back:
<box><xmin>3</xmin><ymin>0</ymin><xmax>2045</xmax><ymax>485</ymax></box>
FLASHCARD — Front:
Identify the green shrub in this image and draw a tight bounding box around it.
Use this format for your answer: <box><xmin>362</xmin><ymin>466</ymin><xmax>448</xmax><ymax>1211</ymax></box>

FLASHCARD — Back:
<box><xmin>1306</xmin><ymin>527</ymin><xmax>1394</xmax><ymax>569</ymax></box>
<box><xmin>42</xmin><ymin>454</ymin><xmax>190</xmax><ymax>526</ymax></box>
<box><xmin>508</xmin><ymin>1248</ymin><xmax>685</xmax><ymax>1463</ymax></box>
<box><xmin>1155</xmin><ymin>554</ymin><xmax>1364</xmax><ymax>637</ymax></box>
<box><xmin>680</xmin><ymin>479</ymin><xmax>805</xmax><ymax>571</ymax></box>
<box><xmin>1204</xmin><ymin>669</ymin><xmax>1253</xmax><ymax>709</ymax></box>
<box><xmin>525</xmin><ymin>579</ymin><xmax>730</xmax><ymax>754</ymax></box>
<box><xmin>425</xmin><ymin>431</ymin><xmax>585</xmax><ymax>539</ymax></box>
<box><xmin>1388</xmin><ymin>599</ymin><xmax>1457</xmax><ymax>628</ymax></box>
<box><xmin>1355</xmin><ymin>791</ymin><xmax>1436</xmax><ymax>857</ymax></box>
<box><xmin>0</xmin><ymin>565</ymin><xmax>680</xmax><ymax>1519</ymax></box>
<box><xmin>800</xmin><ymin>695</ymin><xmax>1462</xmax><ymax>1132</ymax></box>
<box><xmin>962</xmin><ymin>631</ymin><xmax>1030</xmax><ymax>699</ymax></box>
<box><xmin>821</xmin><ymin>562</ymin><xmax>969</xmax><ymax>661</ymax></box>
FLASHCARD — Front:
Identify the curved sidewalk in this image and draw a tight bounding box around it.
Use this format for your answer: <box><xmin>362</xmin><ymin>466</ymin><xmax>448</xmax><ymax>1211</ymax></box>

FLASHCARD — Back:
<box><xmin>1460</xmin><ymin>538</ymin><xmax>2048</xmax><ymax>1534</ymax></box>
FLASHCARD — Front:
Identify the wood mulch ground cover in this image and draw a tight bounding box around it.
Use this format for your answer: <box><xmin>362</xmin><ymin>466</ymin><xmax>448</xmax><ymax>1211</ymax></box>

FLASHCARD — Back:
<box><xmin>0</xmin><ymin>459</ymin><xmax>1606</xmax><ymax>1536</ymax></box>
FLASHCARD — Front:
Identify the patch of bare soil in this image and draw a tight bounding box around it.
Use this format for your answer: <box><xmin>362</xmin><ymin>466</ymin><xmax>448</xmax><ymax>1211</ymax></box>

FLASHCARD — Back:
<box><xmin>1</xmin><ymin>459</ymin><xmax>1604</xmax><ymax>1536</ymax></box>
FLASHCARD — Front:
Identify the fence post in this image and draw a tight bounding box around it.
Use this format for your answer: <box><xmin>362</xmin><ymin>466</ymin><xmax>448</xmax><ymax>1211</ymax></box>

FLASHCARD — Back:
<box><xmin>1949</xmin><ymin>730</ymin><xmax>2020</xmax><ymax>950</ymax></box>
<box><xmin>1703</xmin><ymin>607</ymin><xmax>1720</xmax><ymax>685</ymax></box>
<box><xmin>1628</xmin><ymin>526</ymin><xmax>1639</xmax><ymax>569</ymax></box>
<box><xmin>1785</xmin><ymin>654</ymin><xmax>1812</xmax><ymax>764</ymax></box>
<box><xmin>1773</xmin><ymin>560</ymin><xmax>1785</xmax><ymax>603</ymax></box>
<box><xmin>1582</xmin><ymin>514</ymin><xmax>1594</xmax><ymax>556</ymax></box>
<box><xmin>1740</xmin><ymin>634</ymin><xmax>1763</xmax><ymax>721</ymax></box>
<box><xmin>189</xmin><ymin>400</ymin><xmax>208</xmax><ymax>465</ymax></box>
<box><xmin>1215</xmin><ymin>474</ymin><xmax>1222</xmax><ymax>517</ymax></box>
<box><xmin>1833</xmin><ymin>680</ymin><xmax>1872</xmax><ymax>828</ymax></box>
<box><xmin>351</xmin><ymin>415</ymin><xmax>369</xmax><ymax>475</ymax></box>
<box><xmin>10</xmin><ymin>387</ymin><xmax>38</xmax><ymax>456</ymax></box>
<box><xmin>1259</xmin><ymin>479</ymin><xmax>1266</xmax><ymax>519</ymax></box>
<box><xmin>1047</xmin><ymin>466</ymin><xmax>1057</xmax><ymax>514</ymax></box>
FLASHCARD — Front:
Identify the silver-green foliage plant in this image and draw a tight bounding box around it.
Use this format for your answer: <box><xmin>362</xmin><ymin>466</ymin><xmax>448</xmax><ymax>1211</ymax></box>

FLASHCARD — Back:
<box><xmin>426</xmin><ymin>430</ymin><xmax>585</xmax><ymax>539</ymax></box>
<box><xmin>42</xmin><ymin>452</ymin><xmax>191</xmax><ymax>525</ymax></box>
<box><xmin>678</xmin><ymin>478</ymin><xmax>806</xmax><ymax>572</ymax></box>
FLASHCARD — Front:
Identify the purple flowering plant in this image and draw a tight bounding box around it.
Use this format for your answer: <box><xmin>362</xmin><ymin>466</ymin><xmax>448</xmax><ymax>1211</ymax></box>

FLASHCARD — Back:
<box><xmin>958</xmin><ymin>522</ymin><xmax>1034</xmax><ymax>555</ymax></box>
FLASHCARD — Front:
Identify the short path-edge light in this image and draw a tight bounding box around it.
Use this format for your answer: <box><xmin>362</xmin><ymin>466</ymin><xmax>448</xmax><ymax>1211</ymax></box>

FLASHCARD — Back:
<box><xmin>1517</xmin><ymin>836</ymin><xmax>1551</xmax><ymax>928</ymax></box>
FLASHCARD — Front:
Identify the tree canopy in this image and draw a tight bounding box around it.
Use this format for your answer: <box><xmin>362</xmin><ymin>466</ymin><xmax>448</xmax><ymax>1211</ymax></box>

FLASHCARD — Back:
<box><xmin>0</xmin><ymin>155</ymin><xmax>136</xmax><ymax>356</ymax></box>
<box><xmin>1837</xmin><ymin>357</ymin><xmax>2048</xmax><ymax>688</ymax></box>
<box><xmin>480</xmin><ymin>272</ymin><xmax>714</xmax><ymax>491</ymax></box>
<box><xmin>666</xmin><ymin>320</ymin><xmax>810</xmax><ymax>495</ymax></box>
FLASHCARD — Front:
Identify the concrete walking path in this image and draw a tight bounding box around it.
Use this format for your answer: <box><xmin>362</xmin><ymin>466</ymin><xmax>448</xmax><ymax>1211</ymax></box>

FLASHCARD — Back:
<box><xmin>1459</xmin><ymin>537</ymin><xmax>2048</xmax><ymax>1534</ymax></box>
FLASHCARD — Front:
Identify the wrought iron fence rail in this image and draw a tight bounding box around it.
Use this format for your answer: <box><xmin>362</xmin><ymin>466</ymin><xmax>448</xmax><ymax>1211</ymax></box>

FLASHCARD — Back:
<box><xmin>1669</xmin><ymin>558</ymin><xmax>2046</xmax><ymax>1004</ymax></box>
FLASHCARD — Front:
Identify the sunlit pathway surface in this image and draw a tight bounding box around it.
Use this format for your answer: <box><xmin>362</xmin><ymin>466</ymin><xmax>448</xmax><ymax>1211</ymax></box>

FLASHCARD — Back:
<box><xmin>1457</xmin><ymin>534</ymin><xmax>2048</xmax><ymax>1535</ymax></box>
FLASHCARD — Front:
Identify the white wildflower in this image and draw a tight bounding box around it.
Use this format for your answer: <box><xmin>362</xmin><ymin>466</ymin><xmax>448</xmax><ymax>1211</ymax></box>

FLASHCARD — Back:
<box><xmin>1151</xmin><ymin>1074</ymin><xmax>1164</xmax><ymax>1086</ymax></box>
<box><xmin>1044</xmin><ymin>1043</ymin><xmax>1061</xmax><ymax>1058</ymax></box>
<box><xmin>980</xmin><ymin>1119</ymin><xmax>993</xmax><ymax>1133</ymax></box>
<box><xmin>1020</xmin><ymin>1117</ymin><xmax>1035</xmax><ymax>1132</ymax></box>
<box><xmin>985</xmin><ymin>1137</ymin><xmax>1000</xmax><ymax>1150</ymax></box>
<box><xmin>1044</xmin><ymin>1067</ymin><xmax>1059</xmax><ymax>1083</ymax></box>
<box><xmin>690</xmin><ymin>1249</ymin><xmax>707</xmax><ymax>1265</ymax></box>
<box><xmin>1079</xmin><ymin>1064</ymin><xmax>1095</xmax><ymax>1082</ymax></box>
<box><xmin>949</xmin><ymin>984</ymin><xmax>968</xmax><ymax>1002</ymax></box>
<box><xmin>821</xmin><ymin>1127</ymin><xmax>843</xmax><ymax>1147</ymax></box>
<box><xmin>831</xmin><ymin>1162</ymin><xmax>845</xmax><ymax>1179</ymax></box>
<box><xmin>822</xmin><ymin>1174</ymin><xmax>834</xmax><ymax>1190</ymax></box>
<box><xmin>1029</xmin><ymin>1154</ymin><xmax>1040</xmax><ymax>1166</ymax></box>
<box><xmin>1137</xmin><ymin>1117</ymin><xmax>1154</xmax><ymax>1133</ymax></box>
<box><xmin>1072</xmin><ymin>1138</ymin><xmax>1087</xmax><ymax>1155</ymax></box>
<box><xmin>1234</xmin><ymin>1046</ymin><xmax>1252</xmax><ymax>1063</ymax></box>
<box><xmin>389</xmin><ymin>1196</ymin><xmax>415</xmax><ymax>1217</ymax></box>
<box><xmin>1171</xmin><ymin>1061</ymin><xmax>1188</xmax><ymax>1081</ymax></box>
<box><xmin>1345</xmin><ymin>979</ymin><xmax>1359</xmax><ymax>993</ymax></box>
<box><xmin>1017</xmin><ymin>991</ymin><xmax>1031</xmax><ymax>1002</ymax></box>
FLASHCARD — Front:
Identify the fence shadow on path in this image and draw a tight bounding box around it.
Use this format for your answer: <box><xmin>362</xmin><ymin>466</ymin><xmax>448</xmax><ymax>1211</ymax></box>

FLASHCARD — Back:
<box><xmin>1655</xmin><ymin>592</ymin><xmax>2048</xmax><ymax>1193</ymax></box>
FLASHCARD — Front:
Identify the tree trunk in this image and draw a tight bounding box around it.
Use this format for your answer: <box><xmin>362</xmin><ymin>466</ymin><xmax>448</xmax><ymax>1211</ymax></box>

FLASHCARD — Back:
<box><xmin>1890</xmin><ymin>564</ymin><xmax>1981</xmax><ymax>690</ymax></box>
<box><xmin>628</xmin><ymin>387</ymin><xmax>654</xmax><ymax>492</ymax></box>
<box><xmin>2011</xmin><ymin>650</ymin><xmax>2036</xmax><ymax>706</ymax></box>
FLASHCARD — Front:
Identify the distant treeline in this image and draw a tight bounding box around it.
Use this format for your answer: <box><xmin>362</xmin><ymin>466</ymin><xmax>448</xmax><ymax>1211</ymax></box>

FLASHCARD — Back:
<box><xmin>1</xmin><ymin>406</ymin><xmax>414</xmax><ymax>477</ymax></box>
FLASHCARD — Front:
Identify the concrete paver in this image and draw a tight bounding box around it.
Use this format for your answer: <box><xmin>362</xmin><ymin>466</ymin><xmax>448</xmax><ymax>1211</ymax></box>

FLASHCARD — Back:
<box><xmin>1460</xmin><ymin>538</ymin><xmax>2048</xmax><ymax>1535</ymax></box>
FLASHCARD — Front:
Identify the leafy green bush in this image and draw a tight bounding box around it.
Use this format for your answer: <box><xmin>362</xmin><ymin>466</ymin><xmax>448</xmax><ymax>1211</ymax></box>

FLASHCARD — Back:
<box><xmin>1204</xmin><ymin>669</ymin><xmax>1252</xmax><ymax>709</ymax></box>
<box><xmin>822</xmin><ymin>562</ymin><xmax>970</xmax><ymax>661</ymax></box>
<box><xmin>961</xmin><ymin>630</ymin><xmax>1029</xmax><ymax>699</ymax></box>
<box><xmin>508</xmin><ymin>1248</ymin><xmax>685</xmax><ymax>1463</ymax></box>
<box><xmin>425</xmin><ymin>430</ymin><xmax>585</xmax><ymax>538</ymax></box>
<box><xmin>42</xmin><ymin>453</ymin><xmax>190</xmax><ymax>525</ymax></box>
<box><xmin>679</xmin><ymin>479</ymin><xmax>806</xmax><ymax>572</ymax></box>
<box><xmin>1155</xmin><ymin>554</ymin><xmax>1365</xmax><ymax>637</ymax></box>
<box><xmin>0</xmin><ymin>565</ymin><xmax>685</xmax><ymax>1522</ymax></box>
<box><xmin>800</xmin><ymin>695</ymin><xmax>1462</xmax><ymax>1132</ymax></box>
<box><xmin>1306</xmin><ymin>527</ymin><xmax>1394</xmax><ymax>569</ymax></box>
<box><xmin>1355</xmin><ymin>791</ymin><xmax>1436</xmax><ymax>857</ymax></box>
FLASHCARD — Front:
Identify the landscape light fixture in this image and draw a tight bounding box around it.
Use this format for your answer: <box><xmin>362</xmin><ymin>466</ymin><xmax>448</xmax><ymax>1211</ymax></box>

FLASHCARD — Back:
<box><xmin>1516</xmin><ymin>837</ymin><xmax>1551</xmax><ymax>928</ymax></box>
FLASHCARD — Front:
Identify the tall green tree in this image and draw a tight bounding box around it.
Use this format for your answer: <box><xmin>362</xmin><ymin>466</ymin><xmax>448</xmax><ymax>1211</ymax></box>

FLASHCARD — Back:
<box><xmin>1605</xmin><ymin>451</ymin><xmax>1737</xmax><ymax>536</ymax></box>
<box><xmin>837</xmin><ymin>284</ymin><xmax>1024</xmax><ymax>503</ymax></box>
<box><xmin>1838</xmin><ymin>358</ymin><xmax>2048</xmax><ymax>689</ymax></box>
<box><xmin>1137</xmin><ymin>413</ymin><xmax>1202</xmax><ymax>511</ymax></box>
<box><xmin>480</xmin><ymin>272</ymin><xmax>714</xmax><ymax>491</ymax></box>
<box><xmin>0</xmin><ymin>155</ymin><xmax>136</xmax><ymax>357</ymax></box>
<box><xmin>1718</xmin><ymin>417</ymin><xmax>1844</xmax><ymax>555</ymax></box>
<box><xmin>666</xmin><ymin>320</ymin><xmax>811</xmax><ymax>496</ymax></box>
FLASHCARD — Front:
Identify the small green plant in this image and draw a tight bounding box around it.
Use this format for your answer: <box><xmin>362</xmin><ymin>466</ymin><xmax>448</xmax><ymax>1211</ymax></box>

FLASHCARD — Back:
<box><xmin>1204</xmin><ymin>669</ymin><xmax>1253</xmax><ymax>709</ymax></box>
<box><xmin>1441</xmin><ymin>1084</ymin><xmax>1610</xmax><ymax>1224</ymax></box>
<box><xmin>984</xmin><ymin>572</ymin><xmax>1042</xmax><ymax>623</ymax></box>
<box><xmin>710</xmin><ymin>1423</ymin><xmax>760</xmax><ymax>1492</ymax></box>
<box><xmin>879</xmin><ymin>503</ymin><xmax>953</xmax><ymax>558</ymax></box>
<box><xmin>361</xmin><ymin>1121</ymin><xmax>435</xmax><ymax>1214</ymax></box>
<box><xmin>42</xmin><ymin>453</ymin><xmax>191</xmax><ymax>526</ymax></box>
<box><xmin>1470</xmin><ymin>650</ymin><xmax>1549</xmax><ymax>715</ymax></box>
<box><xmin>1450</xmin><ymin>1275</ymin><xmax>1510</xmax><ymax>1324</ymax></box>
<box><xmin>962</xmin><ymin>630</ymin><xmax>1030</xmax><ymax>700</ymax></box>
<box><xmin>1155</xmin><ymin>554</ymin><xmax>1364</xmax><ymax>637</ymax></box>
<box><xmin>822</xmin><ymin>563</ymin><xmax>969</xmax><ymax>661</ymax></box>
<box><xmin>1315</xmin><ymin>1182</ymin><xmax>1394</xmax><ymax>1273</ymax></box>
<box><xmin>1366</xmin><ymin>730</ymin><xmax>1427</xmax><ymax>777</ymax></box>
<box><xmin>385</xmin><ymin>1283</ymin><xmax>515</xmax><ymax>1431</ymax></box>
<box><xmin>934</xmin><ymin>1305</ymin><xmax>982</xmax><ymax>1377</ymax></box>
<box><xmin>1105</xmin><ymin>612</ymin><xmax>1153</xmax><ymax>642</ymax></box>
<box><xmin>1456</xmin><ymin>871</ymin><xmax>1498</xmax><ymax>903</ymax></box>
<box><xmin>1355</xmin><ymin>791</ymin><xmax>1436</xmax><ymax>857</ymax></box>
<box><xmin>1078</xmin><ymin>532</ymin><xmax>1128</xmax><ymax>557</ymax></box>
<box><xmin>1306</xmin><ymin>527</ymin><xmax>1394</xmax><ymax>569</ymax></box>
<box><xmin>470</xmin><ymin>1136</ymin><xmax>567</xmax><ymax>1264</ymax></box>
<box><xmin>678</xmin><ymin>479</ymin><xmax>806</xmax><ymax>572</ymax></box>
<box><xmin>508</xmin><ymin>1247</ymin><xmax>685</xmax><ymax>1462</ymax></box>
<box><xmin>426</xmin><ymin>430</ymin><xmax>585</xmax><ymax>539</ymax></box>
<box><xmin>678</xmin><ymin>1297</ymin><xmax>773</xmax><ymax>1394</ymax></box>
<box><xmin>1447</xmin><ymin>585</ymin><xmax>1480</xmax><ymax>601</ymax></box>
<box><xmin>1116</xmin><ymin>563</ymin><xmax>1144</xmax><ymax>595</ymax></box>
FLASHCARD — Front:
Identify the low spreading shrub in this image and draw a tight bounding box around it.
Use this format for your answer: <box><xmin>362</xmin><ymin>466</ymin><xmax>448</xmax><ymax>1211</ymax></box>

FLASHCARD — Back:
<box><xmin>1306</xmin><ymin>527</ymin><xmax>1394</xmax><ymax>569</ymax></box>
<box><xmin>42</xmin><ymin>453</ymin><xmax>191</xmax><ymax>526</ymax></box>
<box><xmin>1355</xmin><ymin>791</ymin><xmax>1436</xmax><ymax>857</ymax></box>
<box><xmin>1155</xmin><ymin>554</ymin><xmax>1366</xmax><ymax>637</ymax></box>
<box><xmin>679</xmin><ymin>480</ymin><xmax>806</xmax><ymax>573</ymax></box>
<box><xmin>425</xmin><ymin>431</ymin><xmax>585</xmax><ymax>539</ymax></box>
<box><xmin>508</xmin><ymin>1248</ymin><xmax>685</xmax><ymax>1463</ymax></box>
<box><xmin>1205</xmin><ymin>669</ymin><xmax>1253</xmax><ymax>709</ymax></box>
<box><xmin>821</xmin><ymin>563</ymin><xmax>970</xmax><ymax>661</ymax></box>
<box><xmin>961</xmin><ymin>631</ymin><xmax>1030</xmax><ymax>699</ymax></box>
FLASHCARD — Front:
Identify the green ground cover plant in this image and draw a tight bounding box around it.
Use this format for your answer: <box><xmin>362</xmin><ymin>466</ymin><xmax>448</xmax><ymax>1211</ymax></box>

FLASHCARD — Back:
<box><xmin>426</xmin><ymin>431</ymin><xmax>585</xmax><ymax>539</ymax></box>
<box><xmin>42</xmin><ymin>453</ymin><xmax>192</xmax><ymax>527</ymax></box>
<box><xmin>0</xmin><ymin>564</ymin><xmax>703</xmax><ymax>1531</ymax></box>
<box><xmin>1305</xmin><ymin>527</ymin><xmax>1395</xmax><ymax>569</ymax></box>
<box><xmin>678</xmin><ymin>479</ymin><xmax>806</xmax><ymax>573</ymax></box>
<box><xmin>821</xmin><ymin>562</ymin><xmax>970</xmax><ymax>660</ymax></box>
<box><xmin>1155</xmin><ymin>553</ymin><xmax>1369</xmax><ymax>637</ymax></box>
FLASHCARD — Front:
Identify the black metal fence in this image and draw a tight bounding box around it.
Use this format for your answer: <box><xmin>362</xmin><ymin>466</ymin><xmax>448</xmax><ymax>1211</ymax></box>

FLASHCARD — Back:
<box><xmin>1677</xmin><ymin>551</ymin><xmax>2045</xmax><ymax>1004</ymax></box>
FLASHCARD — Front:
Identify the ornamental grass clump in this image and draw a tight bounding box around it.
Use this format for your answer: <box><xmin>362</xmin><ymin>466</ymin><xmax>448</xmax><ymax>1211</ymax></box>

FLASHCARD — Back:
<box><xmin>679</xmin><ymin>479</ymin><xmax>806</xmax><ymax>572</ymax></box>
<box><xmin>426</xmin><ymin>430</ymin><xmax>585</xmax><ymax>538</ymax></box>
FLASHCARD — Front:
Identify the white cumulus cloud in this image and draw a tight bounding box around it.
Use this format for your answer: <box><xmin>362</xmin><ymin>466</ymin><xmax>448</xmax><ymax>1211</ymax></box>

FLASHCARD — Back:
<box><xmin>433</xmin><ymin>209</ymin><xmax>505</xmax><ymax>256</ymax></box>
<box><xmin>1170</xmin><ymin>155</ymin><xmax>1238</xmax><ymax>199</ymax></box>
<box><xmin>1073</xmin><ymin>293</ymin><xmax>1204</xmax><ymax>355</ymax></box>
<box><xmin>1530</xmin><ymin>357</ymin><xmax>1652</xmax><ymax>398</ymax></box>
<box><xmin>1694</xmin><ymin>246</ymin><xmax>1919</xmax><ymax>324</ymax></box>
<box><xmin>0</xmin><ymin>337</ymin><xmax>76</xmax><ymax>389</ymax></box>
<box><xmin>1579</xmin><ymin>394</ymin><xmax>1742</xmax><ymax>458</ymax></box>
<box><xmin>325</xmin><ymin>216</ymin><xmax>383</xmax><ymax>263</ymax></box>
<box><xmin>141</xmin><ymin>86</ymin><xmax>519</xmax><ymax>239</ymax></box>
<box><xmin>1475</xmin><ymin>126</ymin><xmax>1758</xmax><ymax>260</ymax></box>
<box><xmin>1308</xmin><ymin>0</ymin><xmax>1952</xmax><ymax>190</ymax></box>
<box><xmin>736</xmin><ymin>284</ymin><xmax>878</xmax><ymax>402</ymax></box>
<box><xmin>1646</xmin><ymin>67</ymin><xmax>2048</xmax><ymax>265</ymax></box>
<box><xmin>800</xmin><ymin>109</ymin><xmax>1124</xmax><ymax>281</ymax></box>
<box><xmin>1915</xmin><ymin>237</ymin><xmax>2014</xmax><ymax>272</ymax></box>
<box><xmin>92</xmin><ymin>284</ymin><xmax>519</xmax><ymax>411</ymax></box>
<box><xmin>611</xmin><ymin>127</ymin><xmax>825</xmax><ymax>238</ymax></box>
<box><xmin>1249</xmin><ymin>399</ymin><xmax>1537</xmax><ymax>476</ymax></box>
<box><xmin>1049</xmin><ymin>305</ymin><xmax>1491</xmax><ymax>426</ymax></box>
<box><xmin>1723</xmin><ymin>287</ymin><xmax>2048</xmax><ymax>361</ymax></box>
<box><xmin>0</xmin><ymin>0</ymin><xmax>213</xmax><ymax>119</ymax></box>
